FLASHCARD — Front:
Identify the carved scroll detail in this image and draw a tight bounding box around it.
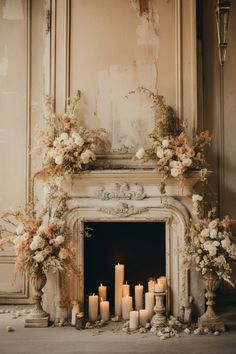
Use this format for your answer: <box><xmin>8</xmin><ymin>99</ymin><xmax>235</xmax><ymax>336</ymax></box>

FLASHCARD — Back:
<box><xmin>96</xmin><ymin>182</ymin><xmax>147</xmax><ymax>200</ymax></box>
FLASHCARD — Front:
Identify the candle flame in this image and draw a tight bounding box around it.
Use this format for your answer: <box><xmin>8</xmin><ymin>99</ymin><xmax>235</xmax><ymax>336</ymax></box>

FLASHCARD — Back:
<box><xmin>101</xmin><ymin>297</ymin><xmax>103</xmax><ymax>302</ymax></box>
<box><xmin>100</xmin><ymin>284</ymin><xmax>103</xmax><ymax>287</ymax></box>
<box><xmin>126</xmin><ymin>280</ymin><xmax>128</xmax><ymax>284</ymax></box>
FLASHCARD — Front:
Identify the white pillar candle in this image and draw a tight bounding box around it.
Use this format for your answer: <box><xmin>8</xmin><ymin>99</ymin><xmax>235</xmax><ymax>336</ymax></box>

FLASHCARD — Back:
<box><xmin>71</xmin><ymin>301</ymin><xmax>79</xmax><ymax>326</ymax></box>
<box><xmin>129</xmin><ymin>310</ymin><xmax>139</xmax><ymax>330</ymax></box>
<box><xmin>158</xmin><ymin>276</ymin><xmax>167</xmax><ymax>291</ymax></box>
<box><xmin>121</xmin><ymin>296</ymin><xmax>133</xmax><ymax>320</ymax></box>
<box><xmin>100</xmin><ymin>300</ymin><xmax>110</xmax><ymax>322</ymax></box>
<box><xmin>134</xmin><ymin>284</ymin><xmax>143</xmax><ymax>310</ymax></box>
<box><xmin>148</xmin><ymin>279</ymin><xmax>156</xmax><ymax>293</ymax></box>
<box><xmin>155</xmin><ymin>279</ymin><xmax>164</xmax><ymax>292</ymax></box>
<box><xmin>115</xmin><ymin>263</ymin><xmax>124</xmax><ymax>316</ymax></box>
<box><xmin>145</xmin><ymin>292</ymin><xmax>154</xmax><ymax>319</ymax></box>
<box><xmin>122</xmin><ymin>282</ymin><xmax>130</xmax><ymax>297</ymax></box>
<box><xmin>98</xmin><ymin>284</ymin><xmax>107</xmax><ymax>301</ymax></box>
<box><xmin>88</xmin><ymin>294</ymin><xmax>98</xmax><ymax>322</ymax></box>
<box><xmin>139</xmin><ymin>309</ymin><xmax>149</xmax><ymax>327</ymax></box>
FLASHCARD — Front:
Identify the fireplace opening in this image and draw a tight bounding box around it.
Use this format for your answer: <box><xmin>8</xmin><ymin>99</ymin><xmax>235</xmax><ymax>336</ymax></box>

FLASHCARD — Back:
<box><xmin>84</xmin><ymin>221</ymin><xmax>165</xmax><ymax>312</ymax></box>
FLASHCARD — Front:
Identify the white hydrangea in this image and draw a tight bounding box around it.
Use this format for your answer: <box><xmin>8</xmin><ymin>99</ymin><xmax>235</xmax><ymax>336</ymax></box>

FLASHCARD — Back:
<box><xmin>221</xmin><ymin>237</ymin><xmax>231</xmax><ymax>249</ymax></box>
<box><xmin>136</xmin><ymin>148</ymin><xmax>145</xmax><ymax>159</ymax></box>
<box><xmin>30</xmin><ymin>235</ymin><xmax>45</xmax><ymax>251</ymax></box>
<box><xmin>192</xmin><ymin>194</ymin><xmax>203</xmax><ymax>202</ymax></box>
<box><xmin>75</xmin><ymin>136</ymin><xmax>84</xmax><ymax>147</ymax></box>
<box><xmin>209</xmin><ymin>219</ymin><xmax>218</xmax><ymax>229</ymax></box>
<box><xmin>80</xmin><ymin>150</ymin><xmax>96</xmax><ymax>164</ymax></box>
<box><xmin>210</xmin><ymin>229</ymin><xmax>217</xmax><ymax>239</ymax></box>
<box><xmin>201</xmin><ymin>228</ymin><xmax>210</xmax><ymax>237</ymax></box>
<box><xmin>33</xmin><ymin>252</ymin><xmax>45</xmax><ymax>263</ymax></box>
<box><xmin>55</xmin><ymin>235</ymin><xmax>65</xmax><ymax>245</ymax></box>
<box><xmin>182</xmin><ymin>158</ymin><xmax>192</xmax><ymax>167</ymax></box>
<box><xmin>54</xmin><ymin>155</ymin><xmax>64</xmax><ymax>165</ymax></box>
<box><xmin>171</xmin><ymin>168</ymin><xmax>179</xmax><ymax>177</ymax></box>
<box><xmin>60</xmin><ymin>132</ymin><xmax>69</xmax><ymax>141</ymax></box>
<box><xmin>156</xmin><ymin>148</ymin><xmax>164</xmax><ymax>159</ymax></box>
<box><xmin>162</xmin><ymin>139</ymin><xmax>169</xmax><ymax>148</ymax></box>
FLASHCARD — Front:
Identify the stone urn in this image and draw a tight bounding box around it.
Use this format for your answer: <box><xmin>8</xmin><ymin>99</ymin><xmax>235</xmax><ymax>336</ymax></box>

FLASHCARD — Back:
<box><xmin>198</xmin><ymin>271</ymin><xmax>225</xmax><ymax>331</ymax></box>
<box><xmin>25</xmin><ymin>271</ymin><xmax>49</xmax><ymax>327</ymax></box>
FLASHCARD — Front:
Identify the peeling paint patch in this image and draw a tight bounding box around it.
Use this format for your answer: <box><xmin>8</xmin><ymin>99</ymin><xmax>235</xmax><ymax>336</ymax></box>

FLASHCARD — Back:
<box><xmin>2</xmin><ymin>0</ymin><xmax>24</xmax><ymax>20</ymax></box>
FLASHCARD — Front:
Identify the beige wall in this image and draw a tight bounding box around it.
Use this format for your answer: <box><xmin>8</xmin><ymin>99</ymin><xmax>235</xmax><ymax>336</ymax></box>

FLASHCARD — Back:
<box><xmin>0</xmin><ymin>0</ymin><xmax>48</xmax><ymax>303</ymax></box>
<box><xmin>201</xmin><ymin>0</ymin><xmax>236</xmax><ymax>299</ymax></box>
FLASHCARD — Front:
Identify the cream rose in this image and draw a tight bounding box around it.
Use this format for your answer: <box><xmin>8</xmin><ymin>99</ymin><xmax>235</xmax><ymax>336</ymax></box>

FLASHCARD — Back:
<box><xmin>182</xmin><ymin>158</ymin><xmax>192</xmax><ymax>167</ymax></box>
<box><xmin>136</xmin><ymin>148</ymin><xmax>145</xmax><ymax>160</ymax></box>
<box><xmin>55</xmin><ymin>155</ymin><xmax>64</xmax><ymax>165</ymax></box>
<box><xmin>170</xmin><ymin>168</ymin><xmax>179</xmax><ymax>177</ymax></box>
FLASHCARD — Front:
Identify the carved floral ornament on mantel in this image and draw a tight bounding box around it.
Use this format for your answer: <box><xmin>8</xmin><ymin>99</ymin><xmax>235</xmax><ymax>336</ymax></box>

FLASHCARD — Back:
<box><xmin>96</xmin><ymin>182</ymin><xmax>147</xmax><ymax>201</ymax></box>
<box><xmin>97</xmin><ymin>202</ymin><xmax>148</xmax><ymax>217</ymax></box>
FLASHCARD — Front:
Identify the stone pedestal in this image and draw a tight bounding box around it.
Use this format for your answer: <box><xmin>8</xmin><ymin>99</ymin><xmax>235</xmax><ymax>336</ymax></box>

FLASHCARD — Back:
<box><xmin>25</xmin><ymin>271</ymin><xmax>49</xmax><ymax>328</ymax></box>
<box><xmin>198</xmin><ymin>272</ymin><xmax>225</xmax><ymax>332</ymax></box>
<box><xmin>151</xmin><ymin>292</ymin><xmax>167</xmax><ymax>327</ymax></box>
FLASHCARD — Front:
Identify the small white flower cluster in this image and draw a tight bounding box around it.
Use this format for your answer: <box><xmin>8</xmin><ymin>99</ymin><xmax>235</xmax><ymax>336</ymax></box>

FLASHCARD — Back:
<box><xmin>37</xmin><ymin>91</ymin><xmax>108</xmax><ymax>182</ymax></box>
<box><xmin>184</xmin><ymin>213</ymin><xmax>236</xmax><ymax>285</ymax></box>
<box><xmin>3</xmin><ymin>212</ymin><xmax>76</xmax><ymax>275</ymax></box>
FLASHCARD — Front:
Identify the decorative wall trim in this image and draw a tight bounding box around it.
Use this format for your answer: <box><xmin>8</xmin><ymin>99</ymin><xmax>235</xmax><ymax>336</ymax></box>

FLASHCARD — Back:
<box><xmin>96</xmin><ymin>183</ymin><xmax>147</xmax><ymax>200</ymax></box>
<box><xmin>97</xmin><ymin>202</ymin><xmax>148</xmax><ymax>217</ymax></box>
<box><xmin>0</xmin><ymin>257</ymin><xmax>29</xmax><ymax>301</ymax></box>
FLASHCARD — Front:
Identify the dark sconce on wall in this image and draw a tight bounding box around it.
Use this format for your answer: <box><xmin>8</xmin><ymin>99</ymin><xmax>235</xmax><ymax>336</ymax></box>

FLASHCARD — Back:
<box><xmin>215</xmin><ymin>0</ymin><xmax>231</xmax><ymax>66</ymax></box>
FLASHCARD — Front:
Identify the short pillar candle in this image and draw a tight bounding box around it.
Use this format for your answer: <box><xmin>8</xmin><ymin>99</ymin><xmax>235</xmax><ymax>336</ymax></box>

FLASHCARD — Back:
<box><xmin>122</xmin><ymin>296</ymin><xmax>133</xmax><ymax>320</ymax></box>
<box><xmin>100</xmin><ymin>300</ymin><xmax>110</xmax><ymax>322</ymax></box>
<box><xmin>135</xmin><ymin>284</ymin><xmax>143</xmax><ymax>310</ymax></box>
<box><xmin>88</xmin><ymin>294</ymin><xmax>98</xmax><ymax>322</ymax></box>
<box><xmin>129</xmin><ymin>310</ymin><xmax>139</xmax><ymax>330</ymax></box>
<box><xmin>139</xmin><ymin>309</ymin><xmax>149</xmax><ymax>327</ymax></box>
<box><xmin>98</xmin><ymin>284</ymin><xmax>107</xmax><ymax>302</ymax></box>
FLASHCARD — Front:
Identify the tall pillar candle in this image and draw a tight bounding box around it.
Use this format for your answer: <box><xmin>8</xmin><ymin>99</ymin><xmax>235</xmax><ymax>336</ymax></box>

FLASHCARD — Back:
<box><xmin>139</xmin><ymin>309</ymin><xmax>149</xmax><ymax>327</ymax></box>
<box><xmin>135</xmin><ymin>284</ymin><xmax>143</xmax><ymax>310</ymax></box>
<box><xmin>158</xmin><ymin>276</ymin><xmax>167</xmax><ymax>291</ymax></box>
<box><xmin>122</xmin><ymin>282</ymin><xmax>130</xmax><ymax>297</ymax></box>
<box><xmin>121</xmin><ymin>296</ymin><xmax>133</xmax><ymax>320</ymax></box>
<box><xmin>155</xmin><ymin>279</ymin><xmax>164</xmax><ymax>293</ymax></box>
<box><xmin>148</xmin><ymin>279</ymin><xmax>156</xmax><ymax>293</ymax></box>
<box><xmin>115</xmin><ymin>263</ymin><xmax>124</xmax><ymax>316</ymax></box>
<box><xmin>98</xmin><ymin>284</ymin><xmax>107</xmax><ymax>301</ymax></box>
<box><xmin>129</xmin><ymin>310</ymin><xmax>139</xmax><ymax>330</ymax></box>
<box><xmin>88</xmin><ymin>294</ymin><xmax>98</xmax><ymax>322</ymax></box>
<box><xmin>145</xmin><ymin>292</ymin><xmax>154</xmax><ymax>319</ymax></box>
<box><xmin>100</xmin><ymin>300</ymin><xmax>110</xmax><ymax>322</ymax></box>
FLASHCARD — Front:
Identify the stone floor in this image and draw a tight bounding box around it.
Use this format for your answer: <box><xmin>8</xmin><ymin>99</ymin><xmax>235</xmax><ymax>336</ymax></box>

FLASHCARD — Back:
<box><xmin>0</xmin><ymin>306</ymin><xmax>236</xmax><ymax>354</ymax></box>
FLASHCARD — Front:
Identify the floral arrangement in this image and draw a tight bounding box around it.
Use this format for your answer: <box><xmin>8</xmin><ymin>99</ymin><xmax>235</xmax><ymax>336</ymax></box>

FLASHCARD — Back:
<box><xmin>184</xmin><ymin>206</ymin><xmax>236</xmax><ymax>285</ymax></box>
<box><xmin>133</xmin><ymin>87</ymin><xmax>212</xmax><ymax>194</ymax></box>
<box><xmin>37</xmin><ymin>90</ymin><xmax>109</xmax><ymax>182</ymax></box>
<box><xmin>0</xmin><ymin>196</ymin><xmax>76</xmax><ymax>275</ymax></box>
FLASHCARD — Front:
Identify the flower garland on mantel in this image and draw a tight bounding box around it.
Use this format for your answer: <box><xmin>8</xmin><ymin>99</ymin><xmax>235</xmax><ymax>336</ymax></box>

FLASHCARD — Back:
<box><xmin>35</xmin><ymin>90</ymin><xmax>110</xmax><ymax>190</ymax></box>
<box><xmin>132</xmin><ymin>86</ymin><xmax>212</xmax><ymax>195</ymax></box>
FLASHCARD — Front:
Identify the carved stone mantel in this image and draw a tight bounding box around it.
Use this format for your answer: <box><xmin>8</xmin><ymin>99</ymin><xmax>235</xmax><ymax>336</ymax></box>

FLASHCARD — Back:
<box><xmin>43</xmin><ymin>169</ymin><xmax>204</xmax><ymax>320</ymax></box>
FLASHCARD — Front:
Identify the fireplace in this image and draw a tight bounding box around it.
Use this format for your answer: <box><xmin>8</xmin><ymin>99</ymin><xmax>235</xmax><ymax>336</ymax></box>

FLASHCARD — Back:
<box><xmin>43</xmin><ymin>170</ymin><xmax>205</xmax><ymax>321</ymax></box>
<box><xmin>84</xmin><ymin>221</ymin><xmax>165</xmax><ymax>313</ymax></box>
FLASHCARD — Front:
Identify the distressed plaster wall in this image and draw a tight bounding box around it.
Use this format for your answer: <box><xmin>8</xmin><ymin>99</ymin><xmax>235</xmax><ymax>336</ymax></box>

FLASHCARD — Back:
<box><xmin>69</xmin><ymin>0</ymin><xmax>176</xmax><ymax>150</ymax></box>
